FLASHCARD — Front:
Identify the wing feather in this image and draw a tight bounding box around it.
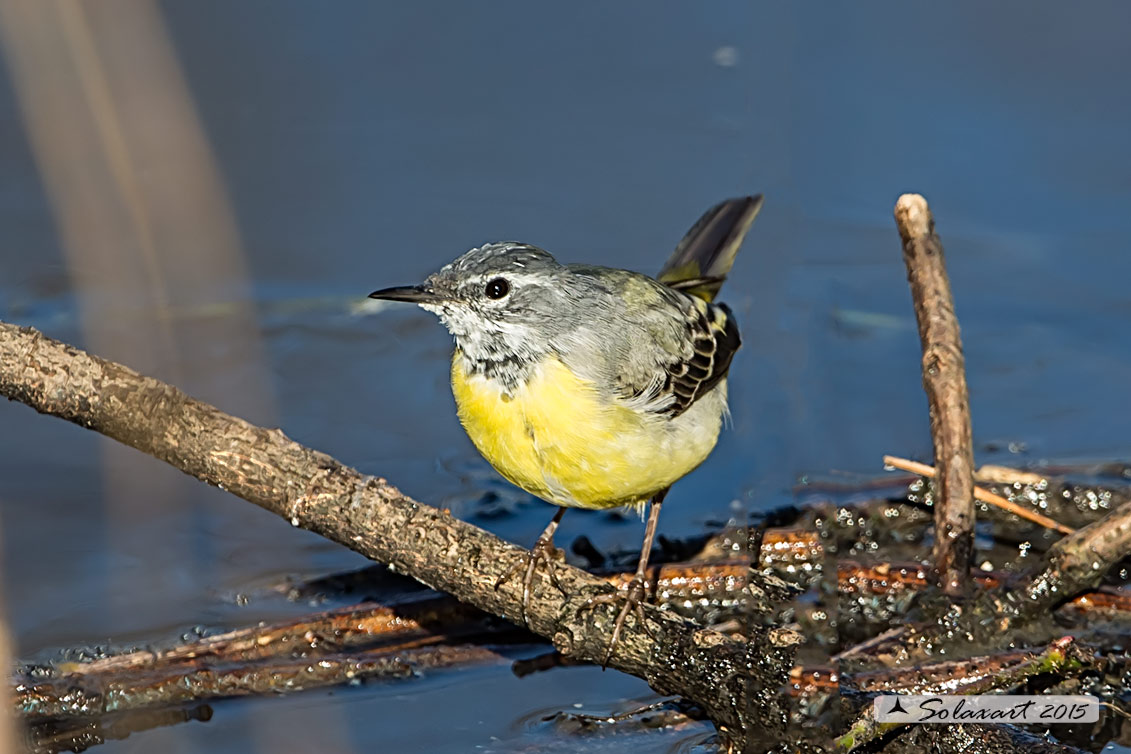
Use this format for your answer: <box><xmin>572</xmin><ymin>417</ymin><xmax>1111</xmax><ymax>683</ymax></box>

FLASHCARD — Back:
<box><xmin>617</xmin><ymin>295</ymin><xmax>740</xmax><ymax>418</ymax></box>
<box><xmin>659</xmin><ymin>300</ymin><xmax>740</xmax><ymax>416</ymax></box>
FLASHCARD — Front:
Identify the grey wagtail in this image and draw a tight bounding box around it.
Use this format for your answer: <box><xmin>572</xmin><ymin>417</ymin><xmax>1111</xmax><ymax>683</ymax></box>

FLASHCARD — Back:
<box><xmin>369</xmin><ymin>196</ymin><xmax>762</xmax><ymax>659</ymax></box>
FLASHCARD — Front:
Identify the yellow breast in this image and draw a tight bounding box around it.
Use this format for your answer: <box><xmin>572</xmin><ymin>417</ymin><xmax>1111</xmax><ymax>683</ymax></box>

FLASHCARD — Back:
<box><xmin>450</xmin><ymin>351</ymin><xmax>722</xmax><ymax>509</ymax></box>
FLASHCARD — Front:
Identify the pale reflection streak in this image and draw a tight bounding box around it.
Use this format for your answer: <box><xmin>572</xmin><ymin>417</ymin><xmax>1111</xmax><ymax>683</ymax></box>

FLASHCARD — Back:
<box><xmin>0</xmin><ymin>1</ymin><xmax>346</xmax><ymax>750</ymax></box>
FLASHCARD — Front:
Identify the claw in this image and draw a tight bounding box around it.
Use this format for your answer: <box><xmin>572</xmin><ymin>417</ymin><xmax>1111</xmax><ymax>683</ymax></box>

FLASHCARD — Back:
<box><xmin>579</xmin><ymin>489</ymin><xmax>668</xmax><ymax>668</ymax></box>
<box><xmin>580</xmin><ymin>574</ymin><xmax>658</xmax><ymax>668</ymax></box>
<box><xmin>495</xmin><ymin>537</ymin><xmax>566</xmax><ymax>622</ymax></box>
<box><xmin>494</xmin><ymin>508</ymin><xmax>567</xmax><ymax>624</ymax></box>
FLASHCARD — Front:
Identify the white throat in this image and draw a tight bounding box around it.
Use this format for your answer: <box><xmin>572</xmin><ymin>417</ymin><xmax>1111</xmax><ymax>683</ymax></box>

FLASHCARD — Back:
<box><xmin>423</xmin><ymin>302</ymin><xmax>546</xmax><ymax>391</ymax></box>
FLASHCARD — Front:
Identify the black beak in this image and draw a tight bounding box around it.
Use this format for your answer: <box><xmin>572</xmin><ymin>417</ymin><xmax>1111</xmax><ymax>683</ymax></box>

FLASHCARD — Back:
<box><xmin>367</xmin><ymin>285</ymin><xmax>444</xmax><ymax>304</ymax></box>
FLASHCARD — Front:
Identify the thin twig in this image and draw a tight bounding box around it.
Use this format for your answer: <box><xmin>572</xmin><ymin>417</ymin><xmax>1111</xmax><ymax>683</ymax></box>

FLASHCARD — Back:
<box><xmin>895</xmin><ymin>194</ymin><xmax>976</xmax><ymax>595</ymax></box>
<box><xmin>974</xmin><ymin>464</ymin><xmax>1048</xmax><ymax>487</ymax></box>
<box><xmin>832</xmin><ymin>627</ymin><xmax>907</xmax><ymax>663</ymax></box>
<box><xmin>883</xmin><ymin>455</ymin><xmax>1073</xmax><ymax>534</ymax></box>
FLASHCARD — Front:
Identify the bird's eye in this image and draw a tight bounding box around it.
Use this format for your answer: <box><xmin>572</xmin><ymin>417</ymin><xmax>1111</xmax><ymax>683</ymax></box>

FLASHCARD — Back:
<box><xmin>484</xmin><ymin>277</ymin><xmax>510</xmax><ymax>299</ymax></box>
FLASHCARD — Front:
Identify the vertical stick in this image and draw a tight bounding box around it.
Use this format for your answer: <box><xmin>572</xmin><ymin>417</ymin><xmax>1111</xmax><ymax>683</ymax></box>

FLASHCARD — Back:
<box><xmin>894</xmin><ymin>194</ymin><xmax>975</xmax><ymax>595</ymax></box>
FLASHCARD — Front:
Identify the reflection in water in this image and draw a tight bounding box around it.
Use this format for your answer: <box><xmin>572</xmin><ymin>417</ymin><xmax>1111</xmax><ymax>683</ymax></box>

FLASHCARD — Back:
<box><xmin>0</xmin><ymin>1</ymin><xmax>300</xmax><ymax>752</ymax></box>
<box><xmin>27</xmin><ymin>705</ymin><xmax>213</xmax><ymax>754</ymax></box>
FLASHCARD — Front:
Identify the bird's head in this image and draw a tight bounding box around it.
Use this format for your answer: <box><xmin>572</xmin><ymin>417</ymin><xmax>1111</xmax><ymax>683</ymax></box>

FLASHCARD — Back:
<box><xmin>369</xmin><ymin>243</ymin><xmax>583</xmax><ymax>367</ymax></box>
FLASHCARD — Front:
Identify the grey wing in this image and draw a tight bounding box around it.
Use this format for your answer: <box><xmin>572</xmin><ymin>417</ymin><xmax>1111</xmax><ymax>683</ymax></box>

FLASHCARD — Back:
<box><xmin>659</xmin><ymin>299</ymin><xmax>741</xmax><ymax>416</ymax></box>
<box><xmin>615</xmin><ymin>291</ymin><xmax>741</xmax><ymax>418</ymax></box>
<box><xmin>561</xmin><ymin>266</ymin><xmax>741</xmax><ymax>418</ymax></box>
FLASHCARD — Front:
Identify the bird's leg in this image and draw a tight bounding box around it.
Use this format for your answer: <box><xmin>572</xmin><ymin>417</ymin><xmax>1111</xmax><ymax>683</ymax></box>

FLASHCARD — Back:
<box><xmin>583</xmin><ymin>488</ymin><xmax>668</xmax><ymax>668</ymax></box>
<box><xmin>494</xmin><ymin>507</ymin><xmax>568</xmax><ymax>624</ymax></box>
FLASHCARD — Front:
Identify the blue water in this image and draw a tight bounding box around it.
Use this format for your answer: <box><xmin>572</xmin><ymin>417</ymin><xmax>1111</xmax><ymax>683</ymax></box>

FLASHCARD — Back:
<box><xmin>1</xmin><ymin>2</ymin><xmax>1129</xmax><ymax>751</ymax></box>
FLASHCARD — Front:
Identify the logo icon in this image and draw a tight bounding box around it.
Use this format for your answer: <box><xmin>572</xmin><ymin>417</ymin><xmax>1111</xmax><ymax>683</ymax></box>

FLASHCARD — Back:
<box><xmin>886</xmin><ymin>696</ymin><xmax>908</xmax><ymax>715</ymax></box>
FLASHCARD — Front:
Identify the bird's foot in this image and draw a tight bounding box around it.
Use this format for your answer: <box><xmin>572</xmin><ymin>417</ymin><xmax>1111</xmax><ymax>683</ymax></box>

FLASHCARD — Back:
<box><xmin>579</xmin><ymin>573</ymin><xmax>658</xmax><ymax>669</ymax></box>
<box><xmin>494</xmin><ymin>532</ymin><xmax>567</xmax><ymax>624</ymax></box>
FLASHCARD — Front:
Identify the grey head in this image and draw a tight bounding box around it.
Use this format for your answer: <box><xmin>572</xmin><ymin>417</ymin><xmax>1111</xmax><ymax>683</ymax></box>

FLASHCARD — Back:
<box><xmin>369</xmin><ymin>242</ymin><xmax>605</xmax><ymax>386</ymax></box>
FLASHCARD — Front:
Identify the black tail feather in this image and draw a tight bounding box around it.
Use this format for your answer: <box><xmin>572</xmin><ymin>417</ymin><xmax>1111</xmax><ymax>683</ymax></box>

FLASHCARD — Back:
<box><xmin>656</xmin><ymin>195</ymin><xmax>763</xmax><ymax>303</ymax></box>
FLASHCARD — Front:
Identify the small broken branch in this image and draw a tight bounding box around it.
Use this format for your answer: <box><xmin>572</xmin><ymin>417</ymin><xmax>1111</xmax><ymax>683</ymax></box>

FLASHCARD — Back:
<box><xmin>894</xmin><ymin>194</ymin><xmax>976</xmax><ymax>594</ymax></box>
<box><xmin>1022</xmin><ymin>498</ymin><xmax>1131</xmax><ymax>614</ymax></box>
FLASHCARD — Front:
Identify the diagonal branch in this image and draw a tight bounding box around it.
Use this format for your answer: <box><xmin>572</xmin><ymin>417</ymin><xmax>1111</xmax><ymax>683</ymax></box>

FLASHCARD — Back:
<box><xmin>0</xmin><ymin>320</ymin><xmax>797</xmax><ymax>746</ymax></box>
<box><xmin>1021</xmin><ymin>498</ymin><xmax>1131</xmax><ymax>615</ymax></box>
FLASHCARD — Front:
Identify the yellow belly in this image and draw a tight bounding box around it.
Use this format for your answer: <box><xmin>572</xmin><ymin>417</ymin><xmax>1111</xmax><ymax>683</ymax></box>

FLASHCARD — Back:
<box><xmin>450</xmin><ymin>352</ymin><xmax>721</xmax><ymax>509</ymax></box>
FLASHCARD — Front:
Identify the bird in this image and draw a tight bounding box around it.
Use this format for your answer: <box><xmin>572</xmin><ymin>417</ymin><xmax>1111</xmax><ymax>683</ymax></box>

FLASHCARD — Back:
<box><xmin>368</xmin><ymin>195</ymin><xmax>762</xmax><ymax>661</ymax></box>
